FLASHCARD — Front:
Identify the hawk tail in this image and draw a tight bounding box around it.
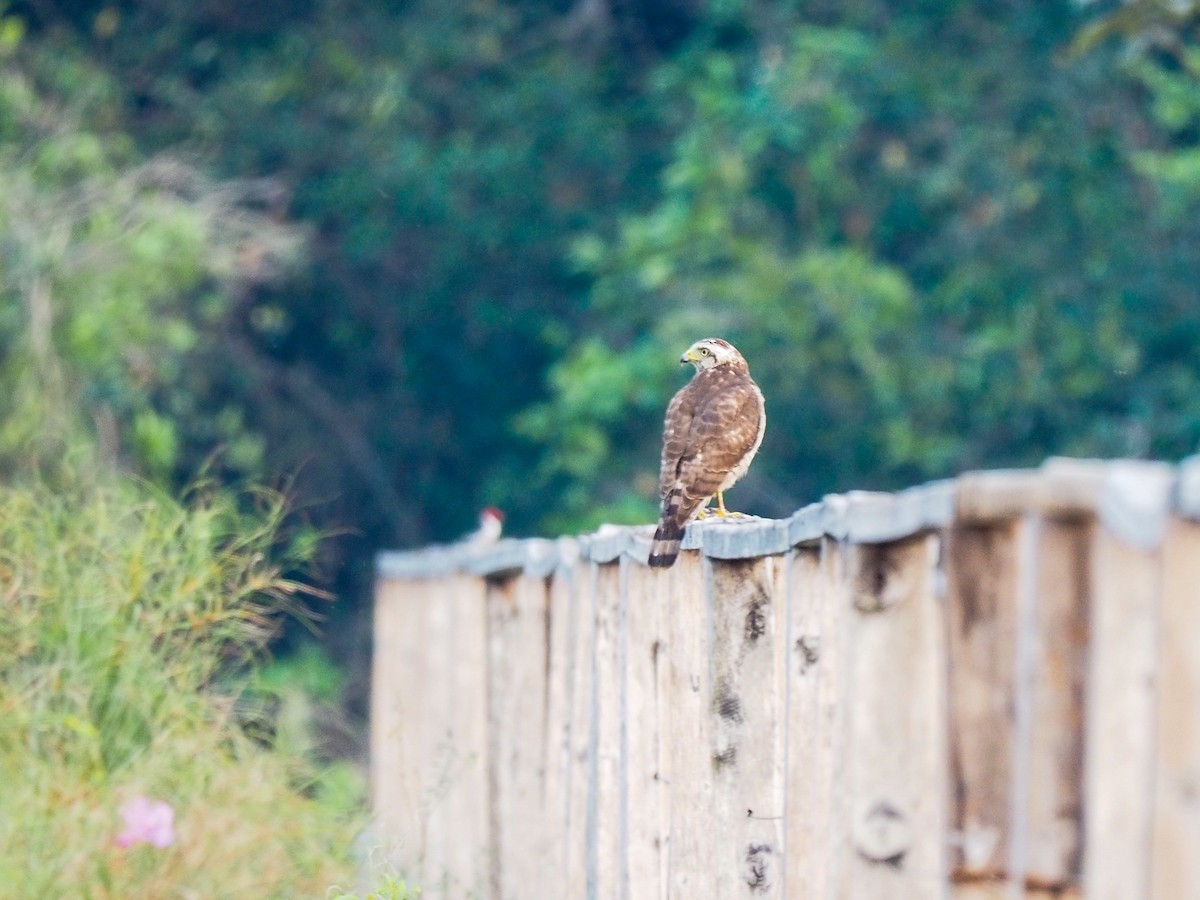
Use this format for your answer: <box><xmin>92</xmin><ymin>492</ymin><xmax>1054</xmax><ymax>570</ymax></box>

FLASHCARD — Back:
<box><xmin>648</xmin><ymin>519</ymin><xmax>683</xmax><ymax>568</ymax></box>
<box><xmin>649</xmin><ymin>491</ymin><xmax>687</xmax><ymax>568</ymax></box>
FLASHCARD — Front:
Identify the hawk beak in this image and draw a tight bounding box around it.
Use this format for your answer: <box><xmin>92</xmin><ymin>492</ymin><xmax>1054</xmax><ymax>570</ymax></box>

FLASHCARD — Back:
<box><xmin>680</xmin><ymin>349</ymin><xmax>698</xmax><ymax>365</ymax></box>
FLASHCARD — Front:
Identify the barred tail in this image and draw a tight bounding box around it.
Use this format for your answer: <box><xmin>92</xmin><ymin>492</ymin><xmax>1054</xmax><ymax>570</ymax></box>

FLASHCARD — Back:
<box><xmin>649</xmin><ymin>487</ymin><xmax>686</xmax><ymax>567</ymax></box>
<box><xmin>648</xmin><ymin>519</ymin><xmax>684</xmax><ymax>568</ymax></box>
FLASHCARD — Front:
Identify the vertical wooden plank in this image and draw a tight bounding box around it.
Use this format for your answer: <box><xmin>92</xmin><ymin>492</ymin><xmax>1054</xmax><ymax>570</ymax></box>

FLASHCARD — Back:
<box><xmin>839</xmin><ymin>534</ymin><xmax>947</xmax><ymax>898</ymax></box>
<box><xmin>542</xmin><ymin>565</ymin><xmax>578</xmax><ymax>899</ymax></box>
<box><xmin>949</xmin><ymin>886</ymin><xmax>1068</xmax><ymax>900</ymax></box>
<box><xmin>781</xmin><ymin>547</ymin><xmax>814</xmax><ymax>899</ymax></box>
<box><xmin>1150</xmin><ymin>517</ymin><xmax>1200</xmax><ymax>898</ymax></box>
<box><xmin>428</xmin><ymin>573</ymin><xmax>491</xmax><ymax>897</ymax></box>
<box><xmin>768</xmin><ymin>554</ymin><xmax>789</xmax><ymax>895</ymax></box>
<box><xmin>487</xmin><ymin>574</ymin><xmax>551</xmax><ymax>900</ymax></box>
<box><xmin>371</xmin><ymin>575</ymin><xmax>491</xmax><ymax>897</ymax></box>
<box><xmin>371</xmin><ymin>577</ymin><xmax>426</xmax><ymax>859</ymax></box>
<box><xmin>564</xmin><ymin>562</ymin><xmax>597</xmax><ymax>898</ymax></box>
<box><xmin>708</xmin><ymin>556</ymin><xmax>788</xmax><ymax>897</ymax></box>
<box><xmin>654</xmin><ymin>561</ymin><xmax>674</xmax><ymax>900</ymax></box>
<box><xmin>1082</xmin><ymin>524</ymin><xmax>1162</xmax><ymax>900</ymax></box>
<box><xmin>945</xmin><ymin>516</ymin><xmax>1087</xmax><ymax>897</ymax></box>
<box><xmin>624</xmin><ymin>557</ymin><xmax>668</xmax><ymax>900</ymax></box>
<box><xmin>944</xmin><ymin>522</ymin><xmax>1019</xmax><ymax>887</ymax></box>
<box><xmin>1019</xmin><ymin>518</ymin><xmax>1086</xmax><ymax>890</ymax></box>
<box><xmin>661</xmin><ymin>551</ymin><xmax>718</xmax><ymax>897</ymax></box>
<box><xmin>590</xmin><ymin>562</ymin><xmax>623</xmax><ymax>900</ymax></box>
<box><xmin>782</xmin><ymin>541</ymin><xmax>847</xmax><ymax>900</ymax></box>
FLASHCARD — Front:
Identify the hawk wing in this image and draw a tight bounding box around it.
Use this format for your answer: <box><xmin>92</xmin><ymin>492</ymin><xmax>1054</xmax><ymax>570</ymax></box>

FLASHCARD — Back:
<box><xmin>658</xmin><ymin>368</ymin><xmax>763</xmax><ymax>527</ymax></box>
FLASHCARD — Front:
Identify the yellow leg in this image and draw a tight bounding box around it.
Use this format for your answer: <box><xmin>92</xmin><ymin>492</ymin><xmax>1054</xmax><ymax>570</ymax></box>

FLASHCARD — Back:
<box><xmin>715</xmin><ymin>490</ymin><xmax>728</xmax><ymax>516</ymax></box>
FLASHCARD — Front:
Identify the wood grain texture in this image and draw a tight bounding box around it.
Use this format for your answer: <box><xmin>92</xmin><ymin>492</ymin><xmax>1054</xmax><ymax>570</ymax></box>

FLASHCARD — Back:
<box><xmin>660</xmin><ymin>551</ymin><xmax>718</xmax><ymax>897</ymax></box>
<box><xmin>945</xmin><ymin>516</ymin><xmax>1088</xmax><ymax>896</ymax></box>
<box><xmin>945</xmin><ymin>522</ymin><xmax>1019</xmax><ymax>884</ymax></box>
<box><xmin>951</xmin><ymin>883</ymin><xmax>1079</xmax><ymax>899</ymax></box>
<box><xmin>1018</xmin><ymin>517</ymin><xmax>1087</xmax><ymax>888</ymax></box>
<box><xmin>371</xmin><ymin>460</ymin><xmax>1200</xmax><ymax>900</ymax></box>
<box><xmin>1150</xmin><ymin>518</ymin><xmax>1200</xmax><ymax>899</ymax></box>
<box><xmin>564</xmin><ymin>563</ymin><xmax>597</xmax><ymax>898</ymax></box>
<box><xmin>436</xmin><ymin>574</ymin><xmax>492</xmax><ymax>898</ymax></box>
<box><xmin>839</xmin><ymin>534</ymin><xmax>947</xmax><ymax>898</ymax></box>
<box><xmin>541</xmin><ymin>567</ymin><xmax>577</xmax><ymax>899</ymax></box>
<box><xmin>590</xmin><ymin>562</ymin><xmax>623</xmax><ymax>900</ymax></box>
<box><xmin>708</xmin><ymin>556</ymin><xmax>787</xmax><ymax>898</ymax></box>
<box><xmin>487</xmin><ymin>574</ymin><xmax>551</xmax><ymax>900</ymax></box>
<box><xmin>372</xmin><ymin>574</ymin><xmax>490</xmax><ymax>897</ymax></box>
<box><xmin>623</xmin><ymin>555</ymin><xmax>669</xmax><ymax>900</ymax></box>
<box><xmin>782</xmin><ymin>542</ymin><xmax>846</xmax><ymax>900</ymax></box>
<box><xmin>1082</xmin><ymin>523</ymin><xmax>1162</xmax><ymax>900</ymax></box>
<box><xmin>370</xmin><ymin>576</ymin><xmax>410</xmax><ymax>853</ymax></box>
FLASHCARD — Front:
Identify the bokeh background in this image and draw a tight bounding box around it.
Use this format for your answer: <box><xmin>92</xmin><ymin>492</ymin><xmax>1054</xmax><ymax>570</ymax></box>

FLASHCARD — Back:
<box><xmin>4</xmin><ymin>0</ymin><xmax>1200</xmax><ymax>748</ymax></box>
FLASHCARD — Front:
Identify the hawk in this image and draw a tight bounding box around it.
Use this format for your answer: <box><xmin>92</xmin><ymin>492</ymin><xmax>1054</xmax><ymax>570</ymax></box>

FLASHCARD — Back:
<box><xmin>648</xmin><ymin>338</ymin><xmax>766</xmax><ymax>568</ymax></box>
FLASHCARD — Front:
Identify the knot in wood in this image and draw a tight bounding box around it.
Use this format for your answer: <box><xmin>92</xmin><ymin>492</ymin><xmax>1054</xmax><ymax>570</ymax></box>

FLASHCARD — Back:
<box><xmin>717</xmin><ymin>692</ymin><xmax>743</xmax><ymax>723</ymax></box>
<box><xmin>744</xmin><ymin>842</ymin><xmax>773</xmax><ymax>892</ymax></box>
<box><xmin>712</xmin><ymin>745</ymin><xmax>737</xmax><ymax>770</ymax></box>
<box><xmin>853</xmin><ymin>547</ymin><xmax>908</xmax><ymax>613</ymax></box>
<box><xmin>795</xmin><ymin>634</ymin><xmax>820</xmax><ymax>673</ymax></box>
<box><xmin>853</xmin><ymin>798</ymin><xmax>911</xmax><ymax>865</ymax></box>
<box><xmin>744</xmin><ymin>597</ymin><xmax>768</xmax><ymax>641</ymax></box>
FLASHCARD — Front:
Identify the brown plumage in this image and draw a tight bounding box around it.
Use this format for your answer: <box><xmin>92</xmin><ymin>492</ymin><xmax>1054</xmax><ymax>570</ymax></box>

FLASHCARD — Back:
<box><xmin>648</xmin><ymin>338</ymin><xmax>766</xmax><ymax>568</ymax></box>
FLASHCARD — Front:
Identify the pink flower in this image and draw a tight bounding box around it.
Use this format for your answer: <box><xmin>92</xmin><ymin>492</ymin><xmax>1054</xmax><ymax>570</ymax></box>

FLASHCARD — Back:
<box><xmin>115</xmin><ymin>796</ymin><xmax>176</xmax><ymax>849</ymax></box>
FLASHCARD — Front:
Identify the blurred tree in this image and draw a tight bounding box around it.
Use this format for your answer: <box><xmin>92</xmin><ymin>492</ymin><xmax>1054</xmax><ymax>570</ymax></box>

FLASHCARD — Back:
<box><xmin>528</xmin><ymin>2</ymin><xmax>1200</xmax><ymax>526</ymax></box>
<box><xmin>56</xmin><ymin>0</ymin><xmax>674</xmax><ymax>553</ymax></box>
<box><xmin>1076</xmin><ymin>0</ymin><xmax>1200</xmax><ymax>457</ymax></box>
<box><xmin>3</xmin><ymin>0</ymin><xmax>1200</xmax><ymax>678</ymax></box>
<box><xmin>3</xmin><ymin>0</ymin><xmax>692</xmax><ymax>674</ymax></box>
<box><xmin>0</xmin><ymin>27</ymin><xmax>303</xmax><ymax>483</ymax></box>
<box><xmin>521</xmin><ymin>28</ymin><xmax>932</xmax><ymax>528</ymax></box>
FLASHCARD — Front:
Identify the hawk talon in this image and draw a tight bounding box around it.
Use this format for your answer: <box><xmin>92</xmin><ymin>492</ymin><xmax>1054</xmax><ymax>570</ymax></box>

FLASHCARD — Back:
<box><xmin>714</xmin><ymin>490</ymin><xmax>735</xmax><ymax>517</ymax></box>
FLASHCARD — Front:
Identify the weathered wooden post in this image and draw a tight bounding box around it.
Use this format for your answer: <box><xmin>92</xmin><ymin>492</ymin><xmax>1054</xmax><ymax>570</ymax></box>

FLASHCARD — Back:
<box><xmin>372</xmin><ymin>457</ymin><xmax>1200</xmax><ymax>899</ymax></box>
<box><xmin>371</xmin><ymin>567</ymin><xmax>490</xmax><ymax>896</ymax></box>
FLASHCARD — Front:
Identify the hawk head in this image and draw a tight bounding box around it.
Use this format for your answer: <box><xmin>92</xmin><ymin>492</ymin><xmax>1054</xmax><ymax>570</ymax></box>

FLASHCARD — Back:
<box><xmin>680</xmin><ymin>337</ymin><xmax>746</xmax><ymax>372</ymax></box>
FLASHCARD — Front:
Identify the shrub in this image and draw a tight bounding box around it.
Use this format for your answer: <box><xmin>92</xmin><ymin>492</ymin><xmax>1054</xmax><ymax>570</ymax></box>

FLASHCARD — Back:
<box><xmin>0</xmin><ymin>476</ymin><xmax>360</xmax><ymax>897</ymax></box>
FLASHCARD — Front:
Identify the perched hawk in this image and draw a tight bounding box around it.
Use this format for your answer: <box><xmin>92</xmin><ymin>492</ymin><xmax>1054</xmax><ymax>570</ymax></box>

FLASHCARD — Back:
<box><xmin>648</xmin><ymin>338</ymin><xmax>766</xmax><ymax>568</ymax></box>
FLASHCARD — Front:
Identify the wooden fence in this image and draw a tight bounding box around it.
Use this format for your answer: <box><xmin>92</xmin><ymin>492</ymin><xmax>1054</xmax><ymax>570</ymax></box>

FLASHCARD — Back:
<box><xmin>372</xmin><ymin>457</ymin><xmax>1200</xmax><ymax>899</ymax></box>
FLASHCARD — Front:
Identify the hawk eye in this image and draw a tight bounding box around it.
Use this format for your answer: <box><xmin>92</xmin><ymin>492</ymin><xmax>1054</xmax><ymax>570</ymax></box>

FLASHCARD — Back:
<box><xmin>700</xmin><ymin>348</ymin><xmax>710</xmax><ymax>355</ymax></box>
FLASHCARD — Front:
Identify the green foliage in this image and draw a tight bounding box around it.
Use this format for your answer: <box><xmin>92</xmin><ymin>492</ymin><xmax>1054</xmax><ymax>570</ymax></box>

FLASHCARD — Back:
<box><xmin>514</xmin><ymin>337</ymin><xmax>671</xmax><ymax>531</ymax></box>
<box><xmin>2</xmin><ymin>0</ymin><xmax>1200</xmax><ymax>623</ymax></box>
<box><xmin>533</xmin><ymin>24</ymin><xmax>944</xmax><ymax>516</ymax></box>
<box><xmin>0</xmin><ymin>36</ymin><xmax>303</xmax><ymax>484</ymax></box>
<box><xmin>328</xmin><ymin>873</ymin><xmax>422</xmax><ymax>900</ymax></box>
<box><xmin>243</xmin><ymin>641</ymin><xmax>368</xmax><ymax>823</ymax></box>
<box><xmin>529</xmin><ymin>7</ymin><xmax>1200</xmax><ymax>523</ymax></box>
<box><xmin>83</xmin><ymin>0</ymin><xmax>660</xmax><ymax>546</ymax></box>
<box><xmin>1128</xmin><ymin>44</ymin><xmax>1200</xmax><ymax>221</ymax></box>
<box><xmin>256</xmin><ymin>640</ymin><xmax>346</xmax><ymax>706</ymax></box>
<box><xmin>0</xmin><ymin>2</ymin><xmax>1199</xmax><ymax>886</ymax></box>
<box><xmin>0</xmin><ymin>475</ymin><xmax>360</xmax><ymax>895</ymax></box>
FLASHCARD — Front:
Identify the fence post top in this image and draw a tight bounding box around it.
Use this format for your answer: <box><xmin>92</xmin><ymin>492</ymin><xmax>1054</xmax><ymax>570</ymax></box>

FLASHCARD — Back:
<box><xmin>376</xmin><ymin>456</ymin><xmax>1199</xmax><ymax>579</ymax></box>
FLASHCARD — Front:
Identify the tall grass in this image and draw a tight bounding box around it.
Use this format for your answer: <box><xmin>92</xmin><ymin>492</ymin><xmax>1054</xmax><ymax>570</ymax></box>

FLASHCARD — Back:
<box><xmin>0</xmin><ymin>476</ymin><xmax>361</xmax><ymax>897</ymax></box>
